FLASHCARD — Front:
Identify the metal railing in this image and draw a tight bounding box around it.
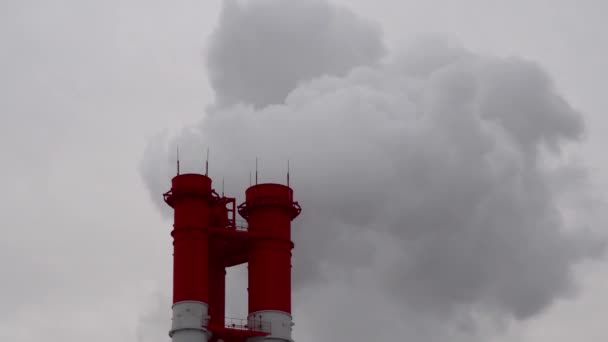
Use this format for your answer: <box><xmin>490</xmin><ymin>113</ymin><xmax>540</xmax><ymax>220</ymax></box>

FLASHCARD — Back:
<box><xmin>233</xmin><ymin>219</ymin><xmax>248</xmax><ymax>231</ymax></box>
<box><xmin>223</xmin><ymin>317</ymin><xmax>271</xmax><ymax>333</ymax></box>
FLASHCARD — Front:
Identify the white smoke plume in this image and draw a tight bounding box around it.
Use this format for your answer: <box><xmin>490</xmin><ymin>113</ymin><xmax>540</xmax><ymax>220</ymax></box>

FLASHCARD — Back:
<box><xmin>140</xmin><ymin>0</ymin><xmax>605</xmax><ymax>340</ymax></box>
<box><xmin>206</xmin><ymin>0</ymin><xmax>384</xmax><ymax>108</ymax></box>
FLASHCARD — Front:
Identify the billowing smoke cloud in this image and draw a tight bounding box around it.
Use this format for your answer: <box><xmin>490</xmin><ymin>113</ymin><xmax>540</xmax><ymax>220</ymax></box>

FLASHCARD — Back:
<box><xmin>206</xmin><ymin>0</ymin><xmax>384</xmax><ymax>108</ymax></box>
<box><xmin>140</xmin><ymin>0</ymin><xmax>604</xmax><ymax>339</ymax></box>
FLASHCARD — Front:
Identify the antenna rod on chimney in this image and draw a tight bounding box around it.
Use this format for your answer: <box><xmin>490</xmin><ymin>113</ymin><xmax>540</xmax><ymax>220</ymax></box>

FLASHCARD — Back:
<box><xmin>205</xmin><ymin>148</ymin><xmax>209</xmax><ymax>176</ymax></box>
<box><xmin>176</xmin><ymin>146</ymin><xmax>180</xmax><ymax>175</ymax></box>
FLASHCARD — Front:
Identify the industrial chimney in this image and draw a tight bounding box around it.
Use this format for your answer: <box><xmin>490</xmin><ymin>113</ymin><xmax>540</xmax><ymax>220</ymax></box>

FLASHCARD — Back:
<box><xmin>238</xmin><ymin>183</ymin><xmax>301</xmax><ymax>342</ymax></box>
<box><xmin>164</xmin><ymin>169</ymin><xmax>301</xmax><ymax>342</ymax></box>
<box><xmin>164</xmin><ymin>174</ymin><xmax>213</xmax><ymax>342</ymax></box>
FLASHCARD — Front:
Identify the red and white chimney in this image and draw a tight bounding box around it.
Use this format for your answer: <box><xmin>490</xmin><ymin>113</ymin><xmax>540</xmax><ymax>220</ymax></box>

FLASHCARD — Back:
<box><xmin>238</xmin><ymin>183</ymin><xmax>301</xmax><ymax>342</ymax></box>
<box><xmin>164</xmin><ymin>172</ymin><xmax>301</xmax><ymax>342</ymax></box>
<box><xmin>164</xmin><ymin>174</ymin><xmax>213</xmax><ymax>342</ymax></box>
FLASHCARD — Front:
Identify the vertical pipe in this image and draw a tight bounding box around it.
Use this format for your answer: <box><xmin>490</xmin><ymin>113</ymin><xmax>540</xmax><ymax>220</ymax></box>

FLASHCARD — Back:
<box><xmin>240</xmin><ymin>184</ymin><xmax>300</xmax><ymax>342</ymax></box>
<box><xmin>208</xmin><ymin>248</ymin><xmax>226</xmax><ymax>329</ymax></box>
<box><xmin>165</xmin><ymin>174</ymin><xmax>213</xmax><ymax>342</ymax></box>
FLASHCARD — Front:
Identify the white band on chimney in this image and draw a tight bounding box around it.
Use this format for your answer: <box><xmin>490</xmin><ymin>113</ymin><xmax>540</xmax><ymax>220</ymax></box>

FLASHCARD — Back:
<box><xmin>247</xmin><ymin>310</ymin><xmax>293</xmax><ymax>342</ymax></box>
<box><xmin>169</xmin><ymin>301</ymin><xmax>210</xmax><ymax>342</ymax></box>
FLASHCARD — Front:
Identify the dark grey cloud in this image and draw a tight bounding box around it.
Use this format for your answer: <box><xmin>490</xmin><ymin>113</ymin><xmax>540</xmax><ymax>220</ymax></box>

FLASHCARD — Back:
<box><xmin>140</xmin><ymin>0</ymin><xmax>605</xmax><ymax>340</ymax></box>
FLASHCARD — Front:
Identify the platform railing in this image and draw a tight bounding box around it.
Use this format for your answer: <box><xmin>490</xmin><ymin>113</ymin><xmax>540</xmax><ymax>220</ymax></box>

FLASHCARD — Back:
<box><xmin>233</xmin><ymin>219</ymin><xmax>248</xmax><ymax>231</ymax></box>
<box><xmin>223</xmin><ymin>317</ymin><xmax>271</xmax><ymax>333</ymax></box>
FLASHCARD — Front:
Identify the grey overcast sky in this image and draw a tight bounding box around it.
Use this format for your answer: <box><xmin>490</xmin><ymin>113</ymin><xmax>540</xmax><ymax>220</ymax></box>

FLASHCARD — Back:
<box><xmin>2</xmin><ymin>1</ymin><xmax>608</xmax><ymax>341</ymax></box>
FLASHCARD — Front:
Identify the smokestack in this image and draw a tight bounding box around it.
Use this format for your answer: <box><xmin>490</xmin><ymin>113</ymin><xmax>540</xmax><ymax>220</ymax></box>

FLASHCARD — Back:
<box><xmin>164</xmin><ymin>174</ymin><xmax>213</xmax><ymax>342</ymax></box>
<box><xmin>164</xmin><ymin>168</ymin><xmax>301</xmax><ymax>342</ymax></box>
<box><xmin>238</xmin><ymin>183</ymin><xmax>301</xmax><ymax>342</ymax></box>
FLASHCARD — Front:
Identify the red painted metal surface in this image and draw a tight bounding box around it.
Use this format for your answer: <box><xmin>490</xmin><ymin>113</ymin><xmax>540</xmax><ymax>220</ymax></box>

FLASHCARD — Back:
<box><xmin>239</xmin><ymin>183</ymin><xmax>301</xmax><ymax>314</ymax></box>
<box><xmin>165</xmin><ymin>173</ymin><xmax>300</xmax><ymax>342</ymax></box>
<box><xmin>208</xmin><ymin>253</ymin><xmax>226</xmax><ymax>328</ymax></box>
<box><xmin>164</xmin><ymin>174</ymin><xmax>212</xmax><ymax>304</ymax></box>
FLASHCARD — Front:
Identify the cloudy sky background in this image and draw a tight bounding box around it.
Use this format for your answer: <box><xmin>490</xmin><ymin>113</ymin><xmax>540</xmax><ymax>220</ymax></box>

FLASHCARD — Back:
<box><xmin>2</xmin><ymin>1</ymin><xmax>608</xmax><ymax>341</ymax></box>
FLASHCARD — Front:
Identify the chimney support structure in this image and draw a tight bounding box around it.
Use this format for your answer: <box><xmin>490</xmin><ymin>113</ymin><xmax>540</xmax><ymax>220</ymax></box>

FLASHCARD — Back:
<box><xmin>164</xmin><ymin>173</ymin><xmax>301</xmax><ymax>342</ymax></box>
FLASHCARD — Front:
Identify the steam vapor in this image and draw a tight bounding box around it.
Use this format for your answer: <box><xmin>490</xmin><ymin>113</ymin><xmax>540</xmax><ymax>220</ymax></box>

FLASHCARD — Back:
<box><xmin>140</xmin><ymin>0</ymin><xmax>604</xmax><ymax>340</ymax></box>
